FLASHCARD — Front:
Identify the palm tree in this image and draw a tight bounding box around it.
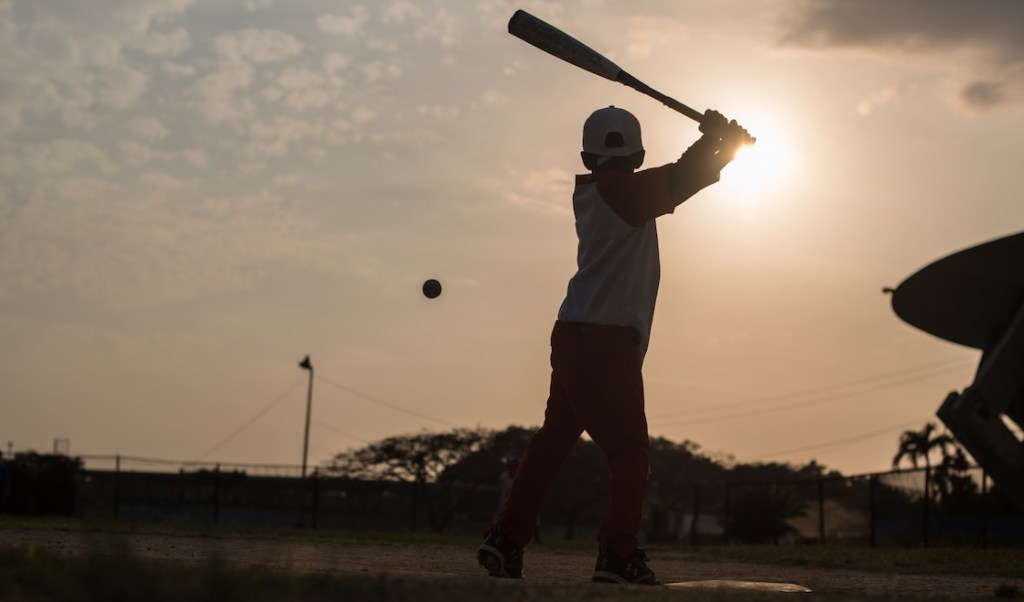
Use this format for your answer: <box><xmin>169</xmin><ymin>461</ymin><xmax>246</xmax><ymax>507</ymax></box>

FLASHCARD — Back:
<box><xmin>892</xmin><ymin>422</ymin><xmax>956</xmax><ymax>471</ymax></box>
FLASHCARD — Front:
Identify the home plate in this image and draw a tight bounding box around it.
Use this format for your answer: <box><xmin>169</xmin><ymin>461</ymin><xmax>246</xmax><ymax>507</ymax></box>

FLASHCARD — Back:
<box><xmin>667</xmin><ymin>580</ymin><xmax>811</xmax><ymax>593</ymax></box>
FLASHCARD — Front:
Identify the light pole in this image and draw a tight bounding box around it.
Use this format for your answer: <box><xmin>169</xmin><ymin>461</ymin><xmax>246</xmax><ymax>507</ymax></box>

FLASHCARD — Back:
<box><xmin>298</xmin><ymin>355</ymin><xmax>314</xmax><ymax>479</ymax></box>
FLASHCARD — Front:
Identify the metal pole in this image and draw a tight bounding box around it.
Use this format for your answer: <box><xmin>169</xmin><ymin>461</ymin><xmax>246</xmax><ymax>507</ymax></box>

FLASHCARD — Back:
<box><xmin>922</xmin><ymin>466</ymin><xmax>931</xmax><ymax>548</ymax></box>
<box><xmin>818</xmin><ymin>478</ymin><xmax>826</xmax><ymax>544</ymax></box>
<box><xmin>113</xmin><ymin>454</ymin><xmax>121</xmax><ymax>520</ymax></box>
<box><xmin>312</xmin><ymin>468</ymin><xmax>320</xmax><ymax>530</ymax></box>
<box><xmin>689</xmin><ymin>484</ymin><xmax>700</xmax><ymax>546</ymax></box>
<box><xmin>869</xmin><ymin>474</ymin><xmax>877</xmax><ymax>548</ymax></box>
<box><xmin>213</xmin><ymin>463</ymin><xmax>221</xmax><ymax>525</ymax></box>
<box><xmin>723</xmin><ymin>483</ymin><xmax>732</xmax><ymax>542</ymax></box>
<box><xmin>299</xmin><ymin>356</ymin><xmax>314</xmax><ymax>480</ymax></box>
<box><xmin>981</xmin><ymin>470</ymin><xmax>989</xmax><ymax>549</ymax></box>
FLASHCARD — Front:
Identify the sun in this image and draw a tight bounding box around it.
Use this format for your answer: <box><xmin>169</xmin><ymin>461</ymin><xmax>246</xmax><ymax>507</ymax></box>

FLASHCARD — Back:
<box><xmin>713</xmin><ymin>109</ymin><xmax>796</xmax><ymax>206</ymax></box>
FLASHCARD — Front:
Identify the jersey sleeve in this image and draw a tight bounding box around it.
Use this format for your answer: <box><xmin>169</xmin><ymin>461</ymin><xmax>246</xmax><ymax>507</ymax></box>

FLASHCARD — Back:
<box><xmin>593</xmin><ymin>166</ymin><xmax>677</xmax><ymax>227</ymax></box>
<box><xmin>593</xmin><ymin>146</ymin><xmax>723</xmax><ymax>228</ymax></box>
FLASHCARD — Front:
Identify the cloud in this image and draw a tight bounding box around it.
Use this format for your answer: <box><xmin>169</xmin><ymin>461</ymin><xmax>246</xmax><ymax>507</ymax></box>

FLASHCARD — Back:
<box><xmin>0</xmin><ymin>102</ymin><xmax>20</xmax><ymax>134</ymax></box>
<box><xmin>247</xmin><ymin>116</ymin><xmax>326</xmax><ymax>158</ymax></box>
<box><xmin>274</xmin><ymin>67</ymin><xmax>335</xmax><ymax>111</ymax></box>
<box><xmin>132</xmin><ymin>27</ymin><xmax>191</xmax><ymax>57</ymax></box>
<box><xmin>25</xmin><ymin>139</ymin><xmax>117</xmax><ymax>175</ymax></box>
<box><xmin>118</xmin><ymin>140</ymin><xmax>160</xmax><ymax>167</ymax></box>
<box><xmin>479</xmin><ymin>89</ymin><xmax>507</xmax><ymax>107</ymax></box>
<box><xmin>360</xmin><ymin>61</ymin><xmax>399</xmax><ymax>83</ymax></box>
<box><xmin>60</xmin><ymin>105</ymin><xmax>98</xmax><ymax>130</ymax></box>
<box><xmin>488</xmin><ymin>168</ymin><xmax>574</xmax><ymax>217</ymax></box>
<box><xmin>415</xmin><ymin>105</ymin><xmax>459</xmax><ymax>120</ymax></box>
<box><xmin>99</xmin><ymin>65</ymin><xmax>150</xmax><ymax>108</ymax></box>
<box><xmin>180</xmin><ymin>149</ymin><xmax>209</xmax><ymax>169</ymax></box>
<box><xmin>351</xmin><ymin>107</ymin><xmax>376</xmax><ymax>124</ymax></box>
<box><xmin>780</xmin><ymin>0</ymin><xmax>1024</xmax><ymax>111</ymax></box>
<box><xmin>216</xmin><ymin>28</ymin><xmax>304</xmax><ymax>64</ymax></box>
<box><xmin>960</xmin><ymin>80</ymin><xmax>1006</xmax><ymax>110</ymax></box>
<box><xmin>194</xmin><ymin>28</ymin><xmax>303</xmax><ymax>123</ymax></box>
<box><xmin>323</xmin><ymin>52</ymin><xmax>352</xmax><ymax>75</ymax></box>
<box><xmin>0</xmin><ymin>186</ymin><xmax>336</xmax><ymax>308</ymax></box>
<box><xmin>129</xmin><ymin>116</ymin><xmax>170</xmax><ymax>140</ymax></box>
<box><xmin>195</xmin><ymin>60</ymin><xmax>253</xmax><ymax>123</ymax></box>
<box><xmin>414</xmin><ymin>10</ymin><xmax>462</xmax><ymax>48</ymax></box>
<box><xmin>141</xmin><ymin>171</ymin><xmax>193</xmax><ymax>195</ymax></box>
<box><xmin>316</xmin><ymin>6</ymin><xmax>370</xmax><ymax>36</ymax></box>
<box><xmin>116</xmin><ymin>0</ymin><xmax>195</xmax><ymax>34</ymax></box>
<box><xmin>625</xmin><ymin>16</ymin><xmax>687</xmax><ymax>58</ymax></box>
<box><xmin>856</xmin><ymin>86</ymin><xmax>900</xmax><ymax>116</ymax></box>
<box><xmin>162</xmin><ymin>61</ymin><xmax>197</xmax><ymax>77</ymax></box>
<box><xmin>382</xmin><ymin>1</ymin><xmax>421</xmax><ymax>25</ymax></box>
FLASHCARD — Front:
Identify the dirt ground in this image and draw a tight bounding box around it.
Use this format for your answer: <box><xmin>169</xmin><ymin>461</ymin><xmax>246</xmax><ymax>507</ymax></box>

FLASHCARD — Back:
<box><xmin>3</xmin><ymin>527</ymin><xmax>1023</xmax><ymax>599</ymax></box>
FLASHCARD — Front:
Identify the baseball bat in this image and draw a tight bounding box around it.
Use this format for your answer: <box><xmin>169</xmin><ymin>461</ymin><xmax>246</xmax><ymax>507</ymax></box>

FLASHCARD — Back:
<box><xmin>507</xmin><ymin>9</ymin><xmax>705</xmax><ymax>124</ymax></box>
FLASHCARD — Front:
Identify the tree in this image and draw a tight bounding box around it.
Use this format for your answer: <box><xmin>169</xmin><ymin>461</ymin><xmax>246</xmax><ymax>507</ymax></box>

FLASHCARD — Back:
<box><xmin>892</xmin><ymin>422</ymin><xmax>984</xmax><ymax>516</ymax></box>
<box><xmin>546</xmin><ymin>438</ymin><xmax>607</xmax><ymax>540</ymax></box>
<box><xmin>327</xmin><ymin>427</ymin><xmax>491</xmax><ymax>532</ymax></box>
<box><xmin>6</xmin><ymin>452</ymin><xmax>82</xmax><ymax>516</ymax></box>
<box><xmin>646</xmin><ymin>438</ymin><xmax>725</xmax><ymax>543</ymax></box>
<box><xmin>724</xmin><ymin>484</ymin><xmax>807</xmax><ymax>544</ymax></box>
<box><xmin>932</xmin><ymin>447</ymin><xmax>980</xmax><ymax>516</ymax></box>
<box><xmin>892</xmin><ymin>422</ymin><xmax>955</xmax><ymax>471</ymax></box>
<box><xmin>444</xmin><ymin>426</ymin><xmax>535</xmax><ymax>487</ymax></box>
<box><xmin>722</xmin><ymin>461</ymin><xmax>829</xmax><ymax>544</ymax></box>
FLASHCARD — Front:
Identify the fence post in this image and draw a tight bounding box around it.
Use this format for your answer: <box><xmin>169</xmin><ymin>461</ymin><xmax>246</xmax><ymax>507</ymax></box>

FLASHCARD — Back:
<box><xmin>312</xmin><ymin>469</ymin><xmax>320</xmax><ymax>530</ymax></box>
<box><xmin>723</xmin><ymin>483</ymin><xmax>732</xmax><ymax>543</ymax></box>
<box><xmin>817</xmin><ymin>478</ymin><xmax>826</xmax><ymax>544</ymax></box>
<box><xmin>689</xmin><ymin>484</ymin><xmax>700</xmax><ymax>546</ymax></box>
<box><xmin>410</xmin><ymin>479</ymin><xmax>420</xmax><ymax>532</ymax></box>
<box><xmin>868</xmin><ymin>474</ymin><xmax>877</xmax><ymax>548</ymax></box>
<box><xmin>980</xmin><ymin>470</ymin><xmax>989</xmax><ymax>549</ymax></box>
<box><xmin>922</xmin><ymin>466</ymin><xmax>930</xmax><ymax>548</ymax></box>
<box><xmin>213</xmin><ymin>464</ymin><xmax>220</xmax><ymax>525</ymax></box>
<box><xmin>113</xmin><ymin>455</ymin><xmax>121</xmax><ymax>520</ymax></box>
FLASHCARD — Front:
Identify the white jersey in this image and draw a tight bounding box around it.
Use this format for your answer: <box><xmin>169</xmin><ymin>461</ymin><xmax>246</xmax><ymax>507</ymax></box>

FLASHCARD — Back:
<box><xmin>558</xmin><ymin>178</ymin><xmax>660</xmax><ymax>359</ymax></box>
<box><xmin>556</xmin><ymin>161</ymin><xmax>720</xmax><ymax>362</ymax></box>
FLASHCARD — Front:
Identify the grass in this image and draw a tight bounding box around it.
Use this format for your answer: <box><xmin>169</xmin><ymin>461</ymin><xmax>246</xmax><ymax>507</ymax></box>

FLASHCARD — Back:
<box><xmin>3</xmin><ymin>544</ymin><xmax>1021</xmax><ymax>602</ymax></box>
<box><xmin>5</xmin><ymin>514</ymin><xmax>1024</xmax><ymax>577</ymax></box>
<box><xmin>2</xmin><ymin>517</ymin><xmax>1023</xmax><ymax>601</ymax></box>
<box><xmin>0</xmin><ymin>545</ymin><xmax>956</xmax><ymax>602</ymax></box>
<box><xmin>660</xmin><ymin>544</ymin><xmax>1024</xmax><ymax>578</ymax></box>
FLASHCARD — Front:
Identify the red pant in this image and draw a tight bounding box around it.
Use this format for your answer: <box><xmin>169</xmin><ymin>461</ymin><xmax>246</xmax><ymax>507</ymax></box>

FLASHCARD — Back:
<box><xmin>496</xmin><ymin>320</ymin><xmax>649</xmax><ymax>558</ymax></box>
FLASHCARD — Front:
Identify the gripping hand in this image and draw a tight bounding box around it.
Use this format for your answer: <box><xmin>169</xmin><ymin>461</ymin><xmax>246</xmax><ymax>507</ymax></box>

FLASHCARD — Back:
<box><xmin>696</xmin><ymin>109</ymin><xmax>754</xmax><ymax>170</ymax></box>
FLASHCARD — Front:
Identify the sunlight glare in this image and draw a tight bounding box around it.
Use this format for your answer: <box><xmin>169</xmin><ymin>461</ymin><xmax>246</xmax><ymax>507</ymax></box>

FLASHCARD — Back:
<box><xmin>713</xmin><ymin>109</ymin><xmax>797</xmax><ymax>209</ymax></box>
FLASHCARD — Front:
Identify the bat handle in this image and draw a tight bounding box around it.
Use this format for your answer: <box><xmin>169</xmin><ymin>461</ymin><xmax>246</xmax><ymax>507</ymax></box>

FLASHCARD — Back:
<box><xmin>615</xmin><ymin>71</ymin><xmax>705</xmax><ymax>123</ymax></box>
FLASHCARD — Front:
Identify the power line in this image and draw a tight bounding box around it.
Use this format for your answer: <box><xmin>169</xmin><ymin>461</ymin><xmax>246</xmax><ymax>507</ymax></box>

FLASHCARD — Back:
<box><xmin>650</xmin><ymin>357</ymin><xmax>972</xmax><ymax>420</ymax></box>
<box><xmin>196</xmin><ymin>380</ymin><xmax>304</xmax><ymax>461</ymax></box>
<box><xmin>313</xmin><ymin>419</ymin><xmax>373</xmax><ymax>445</ymax></box>
<box><xmin>650</xmin><ymin>360</ymin><xmax>974</xmax><ymax>428</ymax></box>
<box><xmin>751</xmin><ymin>417</ymin><xmax>927</xmax><ymax>461</ymax></box>
<box><xmin>316</xmin><ymin>375</ymin><xmax>458</xmax><ymax>428</ymax></box>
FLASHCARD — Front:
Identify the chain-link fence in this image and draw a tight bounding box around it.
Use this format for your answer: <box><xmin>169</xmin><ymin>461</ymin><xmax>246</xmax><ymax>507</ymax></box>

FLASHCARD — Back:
<box><xmin>5</xmin><ymin>452</ymin><xmax>1022</xmax><ymax>547</ymax></box>
<box><xmin>721</xmin><ymin>466</ymin><xmax>1024</xmax><ymax>547</ymax></box>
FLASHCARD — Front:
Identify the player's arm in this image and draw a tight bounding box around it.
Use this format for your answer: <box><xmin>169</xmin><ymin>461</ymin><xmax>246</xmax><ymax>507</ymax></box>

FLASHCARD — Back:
<box><xmin>595</xmin><ymin>111</ymin><xmax>751</xmax><ymax>227</ymax></box>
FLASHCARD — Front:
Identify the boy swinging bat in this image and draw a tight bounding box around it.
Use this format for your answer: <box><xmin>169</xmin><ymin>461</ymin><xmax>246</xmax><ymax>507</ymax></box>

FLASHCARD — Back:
<box><xmin>478</xmin><ymin>11</ymin><xmax>752</xmax><ymax>585</ymax></box>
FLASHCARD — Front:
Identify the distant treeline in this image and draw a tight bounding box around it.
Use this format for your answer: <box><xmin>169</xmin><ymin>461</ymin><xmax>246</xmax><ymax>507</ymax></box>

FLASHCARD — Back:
<box><xmin>4</xmin><ymin>425</ymin><xmax>1021</xmax><ymax>546</ymax></box>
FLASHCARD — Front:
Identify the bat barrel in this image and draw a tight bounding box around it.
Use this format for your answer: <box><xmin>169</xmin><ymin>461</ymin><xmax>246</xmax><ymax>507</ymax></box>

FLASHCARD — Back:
<box><xmin>508</xmin><ymin>9</ymin><xmax>725</xmax><ymax>131</ymax></box>
<box><xmin>508</xmin><ymin>10</ymin><xmax>623</xmax><ymax>81</ymax></box>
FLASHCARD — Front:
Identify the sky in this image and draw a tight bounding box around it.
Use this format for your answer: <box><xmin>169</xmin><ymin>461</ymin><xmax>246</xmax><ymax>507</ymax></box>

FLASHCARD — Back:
<box><xmin>1</xmin><ymin>0</ymin><xmax>1022</xmax><ymax>476</ymax></box>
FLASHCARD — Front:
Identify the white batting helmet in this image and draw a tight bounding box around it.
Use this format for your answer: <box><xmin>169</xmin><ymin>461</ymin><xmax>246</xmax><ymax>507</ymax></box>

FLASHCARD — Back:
<box><xmin>582</xmin><ymin>106</ymin><xmax>643</xmax><ymax>158</ymax></box>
